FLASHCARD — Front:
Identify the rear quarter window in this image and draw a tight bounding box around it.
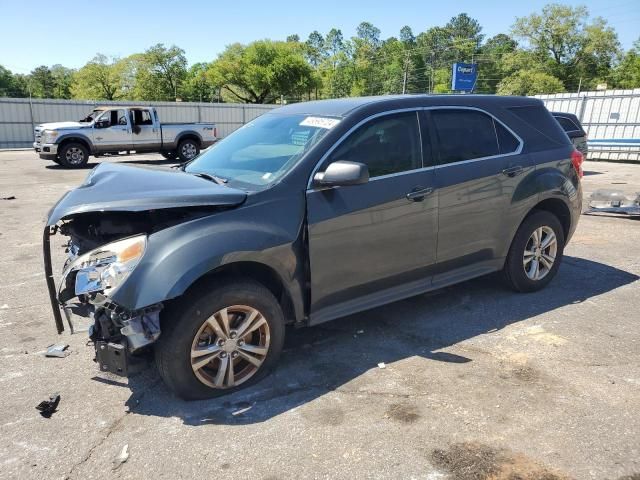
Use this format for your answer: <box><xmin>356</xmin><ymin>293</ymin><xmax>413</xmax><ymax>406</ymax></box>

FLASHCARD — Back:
<box><xmin>508</xmin><ymin>105</ymin><xmax>571</xmax><ymax>146</ymax></box>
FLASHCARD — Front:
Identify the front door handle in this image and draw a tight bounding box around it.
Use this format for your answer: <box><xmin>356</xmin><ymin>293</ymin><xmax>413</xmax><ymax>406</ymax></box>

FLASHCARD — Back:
<box><xmin>502</xmin><ymin>166</ymin><xmax>523</xmax><ymax>177</ymax></box>
<box><xmin>406</xmin><ymin>186</ymin><xmax>434</xmax><ymax>202</ymax></box>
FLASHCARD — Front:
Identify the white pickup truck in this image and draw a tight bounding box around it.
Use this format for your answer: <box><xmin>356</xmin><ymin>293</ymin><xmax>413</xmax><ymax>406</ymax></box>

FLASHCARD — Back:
<box><xmin>34</xmin><ymin>105</ymin><xmax>217</xmax><ymax>168</ymax></box>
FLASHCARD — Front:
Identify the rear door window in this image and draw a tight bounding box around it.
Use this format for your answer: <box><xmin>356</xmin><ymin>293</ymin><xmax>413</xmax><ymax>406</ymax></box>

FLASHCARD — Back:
<box><xmin>431</xmin><ymin>109</ymin><xmax>500</xmax><ymax>164</ymax></box>
<box><xmin>495</xmin><ymin>121</ymin><xmax>521</xmax><ymax>154</ymax></box>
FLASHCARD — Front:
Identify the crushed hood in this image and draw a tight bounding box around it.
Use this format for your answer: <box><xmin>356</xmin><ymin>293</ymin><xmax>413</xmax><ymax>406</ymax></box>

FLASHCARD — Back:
<box><xmin>37</xmin><ymin>121</ymin><xmax>90</xmax><ymax>130</ymax></box>
<box><xmin>46</xmin><ymin>163</ymin><xmax>247</xmax><ymax>225</ymax></box>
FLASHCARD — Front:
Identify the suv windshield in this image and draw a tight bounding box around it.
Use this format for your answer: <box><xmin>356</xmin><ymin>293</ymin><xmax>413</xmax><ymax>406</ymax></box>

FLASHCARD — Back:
<box><xmin>184</xmin><ymin>113</ymin><xmax>339</xmax><ymax>190</ymax></box>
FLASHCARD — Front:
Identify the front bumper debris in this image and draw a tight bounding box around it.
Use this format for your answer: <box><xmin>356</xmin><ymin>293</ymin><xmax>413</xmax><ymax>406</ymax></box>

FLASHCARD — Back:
<box><xmin>584</xmin><ymin>189</ymin><xmax>640</xmax><ymax>216</ymax></box>
<box><xmin>43</xmin><ymin>225</ymin><xmax>162</xmax><ymax>376</ymax></box>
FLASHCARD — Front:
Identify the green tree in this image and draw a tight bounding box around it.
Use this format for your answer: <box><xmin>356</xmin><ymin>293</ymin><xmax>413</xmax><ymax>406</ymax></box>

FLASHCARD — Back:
<box><xmin>50</xmin><ymin>64</ymin><xmax>75</xmax><ymax>98</ymax></box>
<box><xmin>497</xmin><ymin>69</ymin><xmax>565</xmax><ymax>95</ymax></box>
<box><xmin>183</xmin><ymin>62</ymin><xmax>216</xmax><ymax>102</ymax></box>
<box><xmin>208</xmin><ymin>40</ymin><xmax>315</xmax><ymax>103</ymax></box>
<box><xmin>29</xmin><ymin>66</ymin><xmax>55</xmax><ymax>98</ymax></box>
<box><xmin>513</xmin><ymin>3</ymin><xmax>620</xmax><ymax>90</ymax></box>
<box><xmin>286</xmin><ymin>34</ymin><xmax>300</xmax><ymax>43</ymax></box>
<box><xmin>305</xmin><ymin>31</ymin><xmax>326</xmax><ymax>68</ymax></box>
<box><xmin>0</xmin><ymin>65</ymin><xmax>28</xmax><ymax>97</ymax></box>
<box><xmin>475</xmin><ymin>34</ymin><xmax>518</xmax><ymax>93</ymax></box>
<box><xmin>135</xmin><ymin>44</ymin><xmax>188</xmax><ymax>100</ymax></box>
<box><xmin>71</xmin><ymin>54</ymin><xmax>124</xmax><ymax>100</ymax></box>
<box><xmin>610</xmin><ymin>39</ymin><xmax>640</xmax><ymax>88</ymax></box>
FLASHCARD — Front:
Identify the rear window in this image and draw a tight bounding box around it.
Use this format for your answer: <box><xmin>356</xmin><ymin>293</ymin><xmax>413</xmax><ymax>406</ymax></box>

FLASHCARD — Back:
<box><xmin>554</xmin><ymin>116</ymin><xmax>581</xmax><ymax>133</ymax></box>
<box><xmin>508</xmin><ymin>105</ymin><xmax>570</xmax><ymax>146</ymax></box>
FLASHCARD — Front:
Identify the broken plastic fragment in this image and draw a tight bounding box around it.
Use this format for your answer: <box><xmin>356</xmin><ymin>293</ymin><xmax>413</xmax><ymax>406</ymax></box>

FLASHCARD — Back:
<box><xmin>35</xmin><ymin>393</ymin><xmax>60</xmax><ymax>418</ymax></box>
<box><xmin>45</xmin><ymin>343</ymin><xmax>70</xmax><ymax>358</ymax></box>
<box><xmin>378</xmin><ymin>362</ymin><xmax>386</xmax><ymax>369</ymax></box>
<box><xmin>113</xmin><ymin>444</ymin><xmax>129</xmax><ymax>469</ymax></box>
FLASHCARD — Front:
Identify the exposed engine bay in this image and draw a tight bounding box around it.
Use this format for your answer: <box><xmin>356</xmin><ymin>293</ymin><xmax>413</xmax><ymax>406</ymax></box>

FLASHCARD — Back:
<box><xmin>44</xmin><ymin>207</ymin><xmax>223</xmax><ymax>375</ymax></box>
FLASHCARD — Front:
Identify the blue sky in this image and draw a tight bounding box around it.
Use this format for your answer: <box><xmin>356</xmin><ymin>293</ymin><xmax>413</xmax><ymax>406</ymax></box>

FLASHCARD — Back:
<box><xmin>2</xmin><ymin>0</ymin><xmax>638</xmax><ymax>73</ymax></box>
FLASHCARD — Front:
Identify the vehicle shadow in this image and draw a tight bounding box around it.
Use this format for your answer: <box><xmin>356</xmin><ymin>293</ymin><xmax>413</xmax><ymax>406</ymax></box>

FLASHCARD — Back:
<box><xmin>121</xmin><ymin>255</ymin><xmax>638</xmax><ymax>425</ymax></box>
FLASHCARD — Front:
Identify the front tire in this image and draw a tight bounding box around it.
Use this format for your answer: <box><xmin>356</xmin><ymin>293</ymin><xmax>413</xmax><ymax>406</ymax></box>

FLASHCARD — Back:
<box><xmin>177</xmin><ymin>139</ymin><xmax>200</xmax><ymax>162</ymax></box>
<box><xmin>58</xmin><ymin>142</ymin><xmax>89</xmax><ymax>168</ymax></box>
<box><xmin>155</xmin><ymin>280</ymin><xmax>285</xmax><ymax>400</ymax></box>
<box><xmin>503</xmin><ymin>210</ymin><xmax>565</xmax><ymax>293</ymax></box>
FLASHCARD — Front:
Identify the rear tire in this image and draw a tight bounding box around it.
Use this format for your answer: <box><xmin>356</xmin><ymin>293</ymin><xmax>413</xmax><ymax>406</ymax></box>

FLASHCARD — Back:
<box><xmin>177</xmin><ymin>139</ymin><xmax>200</xmax><ymax>162</ymax></box>
<box><xmin>503</xmin><ymin>210</ymin><xmax>565</xmax><ymax>293</ymax></box>
<box><xmin>58</xmin><ymin>142</ymin><xmax>89</xmax><ymax>168</ymax></box>
<box><xmin>155</xmin><ymin>280</ymin><xmax>285</xmax><ymax>400</ymax></box>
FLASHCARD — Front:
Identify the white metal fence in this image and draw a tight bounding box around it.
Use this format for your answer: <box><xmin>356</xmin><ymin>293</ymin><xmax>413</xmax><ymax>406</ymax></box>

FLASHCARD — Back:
<box><xmin>535</xmin><ymin>88</ymin><xmax>640</xmax><ymax>162</ymax></box>
<box><xmin>3</xmin><ymin>92</ymin><xmax>640</xmax><ymax>162</ymax></box>
<box><xmin>0</xmin><ymin>97</ymin><xmax>278</xmax><ymax>148</ymax></box>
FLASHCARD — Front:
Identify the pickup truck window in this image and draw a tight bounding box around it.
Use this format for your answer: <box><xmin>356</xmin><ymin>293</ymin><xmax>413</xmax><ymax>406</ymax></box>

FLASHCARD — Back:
<box><xmin>132</xmin><ymin>109</ymin><xmax>153</xmax><ymax>126</ymax></box>
<box><xmin>96</xmin><ymin>109</ymin><xmax>127</xmax><ymax>127</ymax></box>
<box><xmin>185</xmin><ymin>113</ymin><xmax>335</xmax><ymax>189</ymax></box>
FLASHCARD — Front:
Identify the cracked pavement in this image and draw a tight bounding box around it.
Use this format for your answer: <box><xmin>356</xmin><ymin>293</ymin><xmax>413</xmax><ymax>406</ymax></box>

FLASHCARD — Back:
<box><xmin>0</xmin><ymin>151</ymin><xmax>639</xmax><ymax>479</ymax></box>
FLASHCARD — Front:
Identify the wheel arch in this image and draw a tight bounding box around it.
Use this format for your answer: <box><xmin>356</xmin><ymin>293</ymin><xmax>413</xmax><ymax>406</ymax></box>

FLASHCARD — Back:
<box><xmin>177</xmin><ymin>132</ymin><xmax>203</xmax><ymax>147</ymax></box>
<box><xmin>169</xmin><ymin>260</ymin><xmax>298</xmax><ymax>325</ymax></box>
<box><xmin>57</xmin><ymin>135</ymin><xmax>93</xmax><ymax>155</ymax></box>
<box><xmin>529</xmin><ymin>197</ymin><xmax>572</xmax><ymax>240</ymax></box>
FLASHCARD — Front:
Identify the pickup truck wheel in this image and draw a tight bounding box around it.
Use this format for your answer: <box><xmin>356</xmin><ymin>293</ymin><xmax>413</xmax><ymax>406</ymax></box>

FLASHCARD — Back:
<box><xmin>58</xmin><ymin>142</ymin><xmax>89</xmax><ymax>168</ymax></box>
<box><xmin>503</xmin><ymin>210</ymin><xmax>565</xmax><ymax>293</ymax></box>
<box><xmin>177</xmin><ymin>139</ymin><xmax>199</xmax><ymax>161</ymax></box>
<box><xmin>155</xmin><ymin>280</ymin><xmax>285</xmax><ymax>400</ymax></box>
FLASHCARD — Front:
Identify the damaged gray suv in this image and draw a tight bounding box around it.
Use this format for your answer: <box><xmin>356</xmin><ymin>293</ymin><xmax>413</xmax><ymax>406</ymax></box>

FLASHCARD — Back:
<box><xmin>44</xmin><ymin>95</ymin><xmax>583</xmax><ymax>399</ymax></box>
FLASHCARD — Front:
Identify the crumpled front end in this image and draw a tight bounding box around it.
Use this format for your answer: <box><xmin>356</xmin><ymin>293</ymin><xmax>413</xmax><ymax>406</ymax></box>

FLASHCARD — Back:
<box><xmin>44</xmin><ymin>221</ymin><xmax>163</xmax><ymax>376</ymax></box>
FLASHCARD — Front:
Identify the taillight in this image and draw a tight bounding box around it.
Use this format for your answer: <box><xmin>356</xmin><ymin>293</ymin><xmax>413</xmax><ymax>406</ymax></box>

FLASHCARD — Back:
<box><xmin>571</xmin><ymin>149</ymin><xmax>584</xmax><ymax>178</ymax></box>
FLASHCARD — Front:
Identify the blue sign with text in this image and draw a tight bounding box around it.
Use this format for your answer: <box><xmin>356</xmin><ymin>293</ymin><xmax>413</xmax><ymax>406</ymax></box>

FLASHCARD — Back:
<box><xmin>451</xmin><ymin>63</ymin><xmax>478</xmax><ymax>91</ymax></box>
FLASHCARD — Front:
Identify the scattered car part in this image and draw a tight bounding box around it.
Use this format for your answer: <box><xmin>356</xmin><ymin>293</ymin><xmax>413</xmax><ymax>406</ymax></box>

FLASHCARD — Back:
<box><xmin>35</xmin><ymin>393</ymin><xmax>60</xmax><ymax>418</ymax></box>
<box><xmin>113</xmin><ymin>444</ymin><xmax>129</xmax><ymax>470</ymax></box>
<box><xmin>584</xmin><ymin>189</ymin><xmax>640</xmax><ymax>216</ymax></box>
<box><xmin>45</xmin><ymin>343</ymin><xmax>70</xmax><ymax>358</ymax></box>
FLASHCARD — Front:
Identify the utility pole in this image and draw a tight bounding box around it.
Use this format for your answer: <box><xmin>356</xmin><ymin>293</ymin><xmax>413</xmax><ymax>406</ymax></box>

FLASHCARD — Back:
<box><xmin>577</xmin><ymin>77</ymin><xmax>582</xmax><ymax>94</ymax></box>
<box><xmin>402</xmin><ymin>52</ymin><xmax>409</xmax><ymax>94</ymax></box>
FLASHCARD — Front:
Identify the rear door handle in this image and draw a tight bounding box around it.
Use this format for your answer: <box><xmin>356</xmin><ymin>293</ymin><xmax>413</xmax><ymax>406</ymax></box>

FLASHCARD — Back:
<box><xmin>406</xmin><ymin>186</ymin><xmax>434</xmax><ymax>202</ymax></box>
<box><xmin>502</xmin><ymin>166</ymin><xmax>523</xmax><ymax>177</ymax></box>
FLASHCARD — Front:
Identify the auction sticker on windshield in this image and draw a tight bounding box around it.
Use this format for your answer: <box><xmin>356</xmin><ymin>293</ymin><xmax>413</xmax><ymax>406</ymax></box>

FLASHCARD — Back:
<box><xmin>300</xmin><ymin>116</ymin><xmax>340</xmax><ymax>129</ymax></box>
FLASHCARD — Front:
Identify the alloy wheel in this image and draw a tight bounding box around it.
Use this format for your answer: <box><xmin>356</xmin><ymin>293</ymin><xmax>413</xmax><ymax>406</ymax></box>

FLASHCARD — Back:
<box><xmin>523</xmin><ymin>226</ymin><xmax>557</xmax><ymax>281</ymax></box>
<box><xmin>181</xmin><ymin>142</ymin><xmax>197</xmax><ymax>159</ymax></box>
<box><xmin>190</xmin><ymin>305</ymin><xmax>270</xmax><ymax>389</ymax></box>
<box><xmin>65</xmin><ymin>147</ymin><xmax>85</xmax><ymax>165</ymax></box>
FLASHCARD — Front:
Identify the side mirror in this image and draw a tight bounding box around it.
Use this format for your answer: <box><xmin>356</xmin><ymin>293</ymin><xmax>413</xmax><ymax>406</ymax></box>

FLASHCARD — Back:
<box><xmin>313</xmin><ymin>161</ymin><xmax>369</xmax><ymax>187</ymax></box>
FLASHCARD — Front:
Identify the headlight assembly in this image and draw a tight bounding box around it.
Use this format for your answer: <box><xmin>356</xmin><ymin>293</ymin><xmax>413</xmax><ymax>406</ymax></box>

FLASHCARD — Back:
<box><xmin>42</xmin><ymin>130</ymin><xmax>58</xmax><ymax>143</ymax></box>
<box><xmin>61</xmin><ymin>235</ymin><xmax>147</xmax><ymax>298</ymax></box>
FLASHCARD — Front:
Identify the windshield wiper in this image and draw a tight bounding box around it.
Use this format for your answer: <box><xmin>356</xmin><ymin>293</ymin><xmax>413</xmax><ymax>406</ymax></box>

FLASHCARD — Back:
<box><xmin>191</xmin><ymin>171</ymin><xmax>228</xmax><ymax>185</ymax></box>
